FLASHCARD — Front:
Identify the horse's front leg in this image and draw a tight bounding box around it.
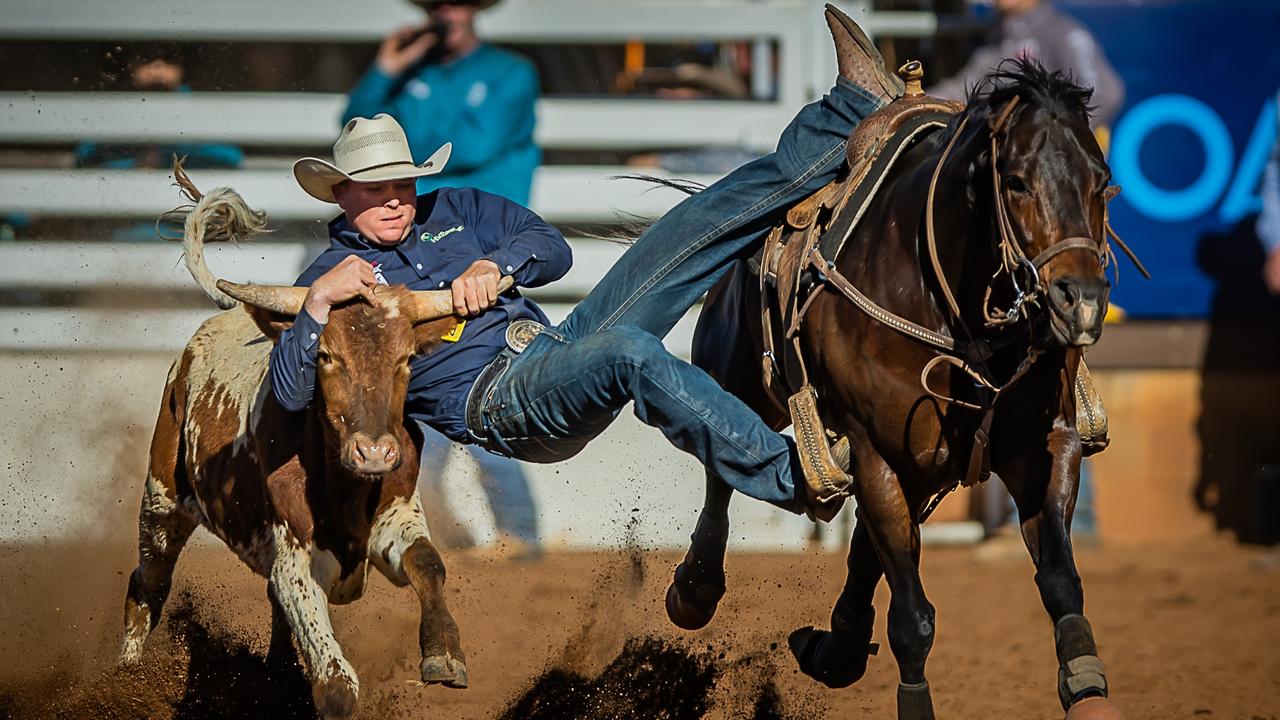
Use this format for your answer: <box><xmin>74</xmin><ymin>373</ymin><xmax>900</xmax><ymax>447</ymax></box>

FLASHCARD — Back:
<box><xmin>789</xmin><ymin>508</ymin><xmax>883</xmax><ymax>687</ymax></box>
<box><xmin>666</xmin><ymin>470</ymin><xmax>732</xmax><ymax>630</ymax></box>
<box><xmin>847</xmin><ymin>448</ymin><xmax>937</xmax><ymax>720</ymax></box>
<box><xmin>1000</xmin><ymin>418</ymin><xmax>1114</xmax><ymax>715</ymax></box>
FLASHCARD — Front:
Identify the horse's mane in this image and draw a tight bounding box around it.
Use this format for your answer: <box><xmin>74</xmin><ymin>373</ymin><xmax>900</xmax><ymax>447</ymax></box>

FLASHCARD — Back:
<box><xmin>934</xmin><ymin>58</ymin><xmax>1095</xmax><ymax>148</ymax></box>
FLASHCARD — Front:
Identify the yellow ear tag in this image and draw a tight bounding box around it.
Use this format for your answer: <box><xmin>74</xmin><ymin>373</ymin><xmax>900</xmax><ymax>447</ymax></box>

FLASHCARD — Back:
<box><xmin>440</xmin><ymin>320</ymin><xmax>466</xmax><ymax>342</ymax></box>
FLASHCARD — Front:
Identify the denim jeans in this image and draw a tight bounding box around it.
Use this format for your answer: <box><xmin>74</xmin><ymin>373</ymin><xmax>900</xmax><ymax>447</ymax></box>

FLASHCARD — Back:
<box><xmin>419</xmin><ymin>425</ymin><xmax>540</xmax><ymax>544</ymax></box>
<box><xmin>475</xmin><ymin>80</ymin><xmax>882</xmax><ymax>509</ymax></box>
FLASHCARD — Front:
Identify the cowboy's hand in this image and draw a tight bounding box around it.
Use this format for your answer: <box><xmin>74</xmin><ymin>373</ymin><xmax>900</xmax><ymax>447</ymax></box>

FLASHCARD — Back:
<box><xmin>452</xmin><ymin>259</ymin><xmax>502</xmax><ymax>317</ymax></box>
<box><xmin>304</xmin><ymin>255</ymin><xmax>379</xmax><ymax>323</ymax></box>
<box><xmin>1266</xmin><ymin>246</ymin><xmax>1280</xmax><ymax>296</ymax></box>
<box><xmin>376</xmin><ymin>23</ymin><xmax>438</xmax><ymax>76</ymax></box>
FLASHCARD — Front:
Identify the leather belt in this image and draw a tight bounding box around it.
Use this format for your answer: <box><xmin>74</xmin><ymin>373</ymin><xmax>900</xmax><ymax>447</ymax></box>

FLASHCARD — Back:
<box><xmin>464</xmin><ymin>319</ymin><xmax>555</xmax><ymax>445</ymax></box>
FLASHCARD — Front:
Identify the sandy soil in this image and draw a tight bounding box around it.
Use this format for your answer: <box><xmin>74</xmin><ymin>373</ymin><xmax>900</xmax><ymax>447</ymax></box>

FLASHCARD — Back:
<box><xmin>0</xmin><ymin>532</ymin><xmax>1276</xmax><ymax>720</ymax></box>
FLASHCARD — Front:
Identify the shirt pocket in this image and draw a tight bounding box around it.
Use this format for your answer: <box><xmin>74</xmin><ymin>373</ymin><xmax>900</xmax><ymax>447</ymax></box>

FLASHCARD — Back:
<box><xmin>421</xmin><ymin>231</ymin><xmax>483</xmax><ymax>283</ymax></box>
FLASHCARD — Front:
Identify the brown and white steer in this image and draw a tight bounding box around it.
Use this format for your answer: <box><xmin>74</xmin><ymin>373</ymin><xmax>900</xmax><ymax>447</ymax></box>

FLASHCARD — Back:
<box><xmin>119</xmin><ymin>186</ymin><xmax>480</xmax><ymax>718</ymax></box>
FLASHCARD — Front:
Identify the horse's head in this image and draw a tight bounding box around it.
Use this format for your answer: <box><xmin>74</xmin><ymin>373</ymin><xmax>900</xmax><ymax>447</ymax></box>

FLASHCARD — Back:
<box><xmin>960</xmin><ymin>60</ymin><xmax>1114</xmax><ymax>347</ymax></box>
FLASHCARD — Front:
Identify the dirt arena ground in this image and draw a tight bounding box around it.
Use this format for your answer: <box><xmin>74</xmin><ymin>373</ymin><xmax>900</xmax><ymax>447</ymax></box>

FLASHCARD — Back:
<box><xmin>0</xmin><ymin>530</ymin><xmax>1276</xmax><ymax>720</ymax></box>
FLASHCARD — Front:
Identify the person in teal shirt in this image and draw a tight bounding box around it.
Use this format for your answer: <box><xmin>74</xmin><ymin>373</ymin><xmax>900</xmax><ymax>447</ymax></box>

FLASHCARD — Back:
<box><xmin>344</xmin><ymin>0</ymin><xmax>539</xmax><ymax>204</ymax></box>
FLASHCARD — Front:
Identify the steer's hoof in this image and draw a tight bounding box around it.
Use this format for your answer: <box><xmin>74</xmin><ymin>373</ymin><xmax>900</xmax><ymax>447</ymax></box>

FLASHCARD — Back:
<box><xmin>664</xmin><ymin>579</ymin><xmax>724</xmax><ymax>631</ymax></box>
<box><xmin>1065</xmin><ymin>696</ymin><xmax>1125</xmax><ymax>720</ymax></box>
<box><xmin>313</xmin><ymin>675</ymin><xmax>358</xmax><ymax>720</ymax></box>
<box><xmin>421</xmin><ymin>654</ymin><xmax>468</xmax><ymax>689</ymax></box>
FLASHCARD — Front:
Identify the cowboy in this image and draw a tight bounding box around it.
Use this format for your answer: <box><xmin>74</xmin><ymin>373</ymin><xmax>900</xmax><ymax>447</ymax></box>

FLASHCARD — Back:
<box><xmin>344</xmin><ymin>0</ymin><xmax>538</xmax><ymax>204</ymax></box>
<box><xmin>273</xmin><ymin>7</ymin><xmax>908</xmax><ymax>519</ymax></box>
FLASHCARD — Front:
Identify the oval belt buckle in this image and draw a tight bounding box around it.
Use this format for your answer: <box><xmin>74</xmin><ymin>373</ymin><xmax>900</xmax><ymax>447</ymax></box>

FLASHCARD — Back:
<box><xmin>504</xmin><ymin>319</ymin><xmax>545</xmax><ymax>354</ymax></box>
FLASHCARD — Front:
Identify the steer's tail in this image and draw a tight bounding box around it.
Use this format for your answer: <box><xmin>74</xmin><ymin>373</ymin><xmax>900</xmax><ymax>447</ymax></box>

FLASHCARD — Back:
<box><xmin>161</xmin><ymin>156</ymin><xmax>270</xmax><ymax>309</ymax></box>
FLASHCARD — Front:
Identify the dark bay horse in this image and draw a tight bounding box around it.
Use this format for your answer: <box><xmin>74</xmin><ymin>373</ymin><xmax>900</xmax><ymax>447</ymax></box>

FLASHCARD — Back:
<box><xmin>668</xmin><ymin>61</ymin><xmax>1122</xmax><ymax>719</ymax></box>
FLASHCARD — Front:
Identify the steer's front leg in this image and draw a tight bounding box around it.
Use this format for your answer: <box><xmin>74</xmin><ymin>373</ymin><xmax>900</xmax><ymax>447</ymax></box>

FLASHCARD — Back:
<box><xmin>269</xmin><ymin>527</ymin><xmax>360</xmax><ymax>719</ymax></box>
<box><xmin>369</xmin><ymin>493</ymin><xmax>468</xmax><ymax>688</ymax></box>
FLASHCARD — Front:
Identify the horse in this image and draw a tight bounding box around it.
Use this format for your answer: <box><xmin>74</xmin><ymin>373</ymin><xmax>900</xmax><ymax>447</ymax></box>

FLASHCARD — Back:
<box><xmin>666</xmin><ymin>59</ymin><xmax>1128</xmax><ymax>719</ymax></box>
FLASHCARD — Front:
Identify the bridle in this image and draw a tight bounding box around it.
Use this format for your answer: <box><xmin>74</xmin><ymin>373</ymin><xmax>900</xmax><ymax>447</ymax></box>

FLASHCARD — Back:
<box><xmin>925</xmin><ymin>95</ymin><xmax>1149</xmax><ymax>337</ymax></box>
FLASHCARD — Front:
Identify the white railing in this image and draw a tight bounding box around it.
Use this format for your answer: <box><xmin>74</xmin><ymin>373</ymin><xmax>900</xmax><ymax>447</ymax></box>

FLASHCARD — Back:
<box><xmin>0</xmin><ymin>0</ymin><xmax>936</xmax><ymax>351</ymax></box>
<box><xmin>0</xmin><ymin>166</ymin><xmax>721</xmax><ymax>225</ymax></box>
<box><xmin>0</xmin><ymin>239</ymin><xmax>704</xmax><ymax>354</ymax></box>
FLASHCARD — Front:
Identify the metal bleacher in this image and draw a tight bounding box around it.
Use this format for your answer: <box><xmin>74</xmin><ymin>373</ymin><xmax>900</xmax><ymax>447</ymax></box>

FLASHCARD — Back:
<box><xmin>0</xmin><ymin>0</ymin><xmax>936</xmax><ymax>353</ymax></box>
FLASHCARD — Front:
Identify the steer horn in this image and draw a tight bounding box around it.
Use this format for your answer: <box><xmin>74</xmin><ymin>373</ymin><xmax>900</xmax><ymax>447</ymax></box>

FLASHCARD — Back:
<box><xmin>407</xmin><ymin>276</ymin><xmax>515</xmax><ymax>322</ymax></box>
<box><xmin>216</xmin><ymin>280</ymin><xmax>308</xmax><ymax>316</ymax></box>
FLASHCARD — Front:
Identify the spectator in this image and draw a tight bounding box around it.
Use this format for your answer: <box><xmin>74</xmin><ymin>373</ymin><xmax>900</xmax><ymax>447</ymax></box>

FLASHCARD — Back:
<box><xmin>74</xmin><ymin>44</ymin><xmax>242</xmax><ymax>170</ymax></box>
<box><xmin>344</xmin><ymin>0</ymin><xmax>539</xmax><ymax>204</ymax></box>
<box><xmin>931</xmin><ymin>0</ymin><xmax>1125</xmax><ymax>130</ymax></box>
<box><xmin>627</xmin><ymin>61</ymin><xmax>758</xmax><ymax>175</ymax></box>
<box><xmin>1257</xmin><ymin>94</ymin><xmax>1280</xmax><ymax>295</ymax></box>
<box><xmin>345</xmin><ymin>0</ymin><xmax>543</xmax><ymax>556</ymax></box>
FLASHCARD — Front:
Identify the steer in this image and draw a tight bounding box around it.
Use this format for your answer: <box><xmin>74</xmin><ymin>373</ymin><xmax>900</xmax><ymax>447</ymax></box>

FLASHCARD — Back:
<box><xmin>119</xmin><ymin>177</ymin><xmax>473</xmax><ymax>719</ymax></box>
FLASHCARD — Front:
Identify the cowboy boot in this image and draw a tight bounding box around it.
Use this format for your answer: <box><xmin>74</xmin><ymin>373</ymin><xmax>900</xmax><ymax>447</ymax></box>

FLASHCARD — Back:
<box><xmin>825</xmin><ymin>3</ymin><xmax>905</xmax><ymax>104</ymax></box>
<box><xmin>1075</xmin><ymin>359</ymin><xmax>1109</xmax><ymax>456</ymax></box>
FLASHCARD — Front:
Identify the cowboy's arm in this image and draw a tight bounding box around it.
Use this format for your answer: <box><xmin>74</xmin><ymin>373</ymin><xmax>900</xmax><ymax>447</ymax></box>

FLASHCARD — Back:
<box><xmin>343</xmin><ymin>60</ymin><xmax>537</xmax><ymax>173</ymax></box>
<box><xmin>471</xmin><ymin>189</ymin><xmax>571</xmax><ymax>288</ymax></box>
<box><xmin>268</xmin><ymin>252</ymin><xmax>376</xmax><ymax>411</ymax></box>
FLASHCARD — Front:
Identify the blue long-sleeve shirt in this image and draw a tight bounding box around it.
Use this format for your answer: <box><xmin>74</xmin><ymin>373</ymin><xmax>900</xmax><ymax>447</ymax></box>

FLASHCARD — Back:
<box><xmin>1257</xmin><ymin>97</ymin><xmax>1280</xmax><ymax>255</ymax></box>
<box><xmin>269</xmin><ymin>186</ymin><xmax>571</xmax><ymax>441</ymax></box>
<box><xmin>343</xmin><ymin>44</ymin><xmax>540</xmax><ymax>204</ymax></box>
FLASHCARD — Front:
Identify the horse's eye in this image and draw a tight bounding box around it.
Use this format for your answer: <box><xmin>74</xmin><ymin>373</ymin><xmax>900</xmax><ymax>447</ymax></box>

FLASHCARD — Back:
<box><xmin>1004</xmin><ymin>175</ymin><xmax>1029</xmax><ymax>194</ymax></box>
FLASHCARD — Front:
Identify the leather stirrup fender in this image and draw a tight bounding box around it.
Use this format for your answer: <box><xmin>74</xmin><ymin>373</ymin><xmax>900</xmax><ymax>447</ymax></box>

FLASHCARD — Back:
<box><xmin>788</xmin><ymin>386</ymin><xmax>852</xmax><ymax>522</ymax></box>
<box><xmin>1074</xmin><ymin>359</ymin><xmax>1109</xmax><ymax>456</ymax></box>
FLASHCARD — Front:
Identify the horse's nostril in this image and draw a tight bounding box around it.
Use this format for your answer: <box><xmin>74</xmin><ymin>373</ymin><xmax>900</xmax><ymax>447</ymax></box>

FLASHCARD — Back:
<box><xmin>1054</xmin><ymin>279</ymin><xmax>1077</xmax><ymax>308</ymax></box>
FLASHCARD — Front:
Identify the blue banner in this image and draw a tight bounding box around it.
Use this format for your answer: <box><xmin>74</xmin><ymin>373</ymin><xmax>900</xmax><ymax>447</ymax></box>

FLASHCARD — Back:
<box><xmin>1060</xmin><ymin>0</ymin><xmax>1280</xmax><ymax>317</ymax></box>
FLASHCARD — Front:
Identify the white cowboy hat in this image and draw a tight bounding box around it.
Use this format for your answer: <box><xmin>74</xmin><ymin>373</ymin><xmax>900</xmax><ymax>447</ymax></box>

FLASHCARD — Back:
<box><xmin>293</xmin><ymin>113</ymin><xmax>451</xmax><ymax>203</ymax></box>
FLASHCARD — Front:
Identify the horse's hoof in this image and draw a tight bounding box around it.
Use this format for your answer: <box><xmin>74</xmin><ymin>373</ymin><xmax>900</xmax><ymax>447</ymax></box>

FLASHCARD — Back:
<box><xmin>1065</xmin><ymin>696</ymin><xmax>1125</xmax><ymax>720</ymax></box>
<box><xmin>664</xmin><ymin>579</ymin><xmax>724</xmax><ymax>631</ymax></box>
<box><xmin>421</xmin><ymin>654</ymin><xmax>468</xmax><ymax>689</ymax></box>
<box><xmin>897</xmin><ymin>681</ymin><xmax>937</xmax><ymax>720</ymax></box>
<box><xmin>313</xmin><ymin>674</ymin><xmax>358</xmax><ymax>720</ymax></box>
<box><xmin>787</xmin><ymin>626</ymin><xmax>874</xmax><ymax>688</ymax></box>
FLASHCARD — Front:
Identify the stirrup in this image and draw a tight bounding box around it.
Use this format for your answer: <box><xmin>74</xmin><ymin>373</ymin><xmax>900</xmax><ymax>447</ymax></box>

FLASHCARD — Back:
<box><xmin>789</xmin><ymin>386</ymin><xmax>853</xmax><ymax>522</ymax></box>
<box><xmin>1075</xmin><ymin>360</ymin><xmax>1109</xmax><ymax>457</ymax></box>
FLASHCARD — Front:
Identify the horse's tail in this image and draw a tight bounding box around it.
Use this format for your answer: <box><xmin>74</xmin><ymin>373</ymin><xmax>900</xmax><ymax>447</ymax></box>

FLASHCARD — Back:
<box><xmin>160</xmin><ymin>156</ymin><xmax>270</xmax><ymax>309</ymax></box>
<box><xmin>570</xmin><ymin>174</ymin><xmax>705</xmax><ymax>246</ymax></box>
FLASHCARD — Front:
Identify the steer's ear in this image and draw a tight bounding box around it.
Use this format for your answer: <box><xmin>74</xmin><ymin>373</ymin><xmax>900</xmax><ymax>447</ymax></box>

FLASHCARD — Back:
<box><xmin>243</xmin><ymin>305</ymin><xmax>295</xmax><ymax>343</ymax></box>
<box><xmin>413</xmin><ymin>317</ymin><xmax>462</xmax><ymax>355</ymax></box>
<box><xmin>216</xmin><ymin>281</ymin><xmax>307</xmax><ymax>343</ymax></box>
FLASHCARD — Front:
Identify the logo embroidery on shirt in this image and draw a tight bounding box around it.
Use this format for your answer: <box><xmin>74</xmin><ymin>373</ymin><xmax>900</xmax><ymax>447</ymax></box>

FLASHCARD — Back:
<box><xmin>407</xmin><ymin>78</ymin><xmax>431</xmax><ymax>100</ymax></box>
<box><xmin>420</xmin><ymin>225</ymin><xmax>465</xmax><ymax>243</ymax></box>
<box><xmin>466</xmin><ymin>81</ymin><xmax>488</xmax><ymax>107</ymax></box>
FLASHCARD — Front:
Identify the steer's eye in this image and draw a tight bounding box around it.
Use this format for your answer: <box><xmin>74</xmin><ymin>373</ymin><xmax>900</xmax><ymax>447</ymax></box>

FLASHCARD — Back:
<box><xmin>317</xmin><ymin>350</ymin><xmax>332</xmax><ymax>365</ymax></box>
<box><xmin>1004</xmin><ymin>175</ymin><xmax>1029</xmax><ymax>194</ymax></box>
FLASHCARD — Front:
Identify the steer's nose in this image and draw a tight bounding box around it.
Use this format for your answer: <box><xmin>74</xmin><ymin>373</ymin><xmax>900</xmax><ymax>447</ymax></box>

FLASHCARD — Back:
<box><xmin>347</xmin><ymin>432</ymin><xmax>401</xmax><ymax>475</ymax></box>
